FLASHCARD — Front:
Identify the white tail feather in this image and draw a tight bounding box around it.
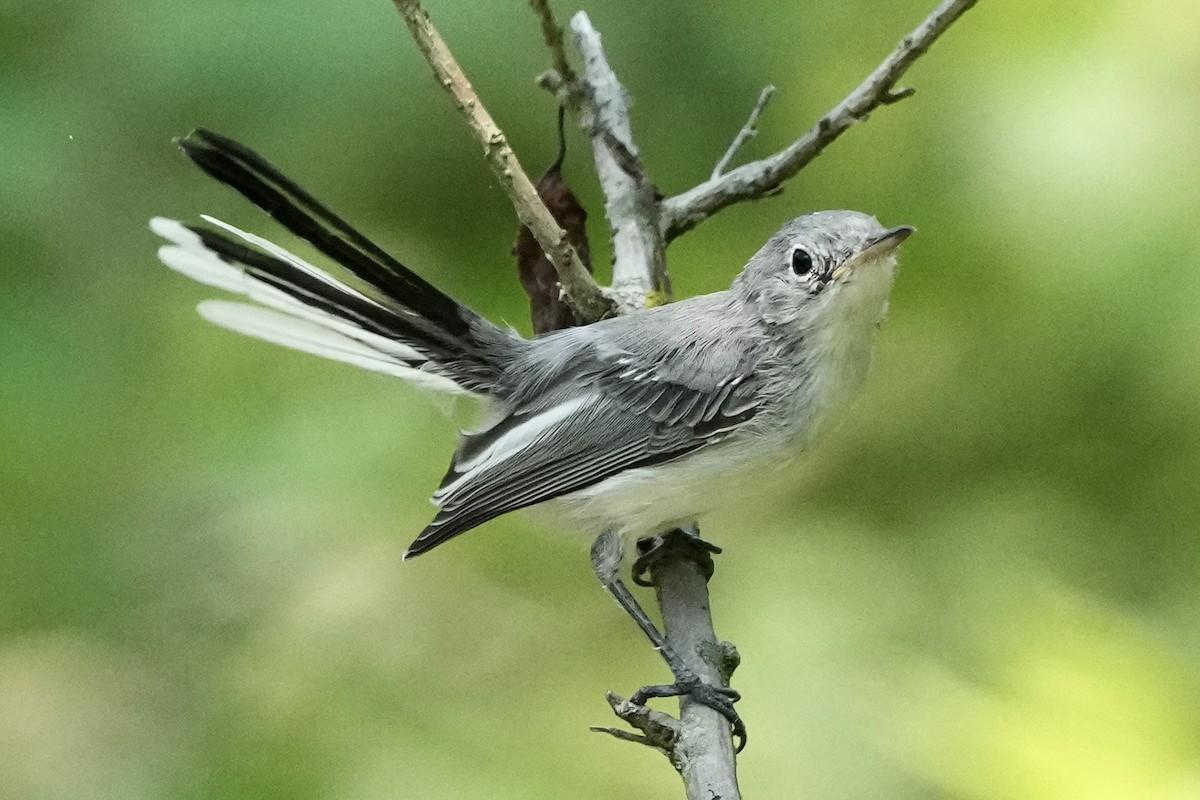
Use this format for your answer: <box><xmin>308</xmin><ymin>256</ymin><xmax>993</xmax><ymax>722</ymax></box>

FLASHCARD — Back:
<box><xmin>156</xmin><ymin>241</ymin><xmax>420</xmax><ymax>360</ymax></box>
<box><xmin>197</xmin><ymin>301</ymin><xmax>466</xmax><ymax>394</ymax></box>
<box><xmin>151</xmin><ymin>216</ymin><xmax>467</xmax><ymax>395</ymax></box>
<box><xmin>200</xmin><ymin>214</ymin><xmax>373</xmax><ymax>299</ymax></box>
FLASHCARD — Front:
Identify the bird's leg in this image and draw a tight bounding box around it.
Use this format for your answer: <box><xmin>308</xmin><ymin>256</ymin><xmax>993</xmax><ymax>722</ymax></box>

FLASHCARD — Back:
<box><xmin>632</xmin><ymin>524</ymin><xmax>722</xmax><ymax>588</ymax></box>
<box><xmin>591</xmin><ymin>529</ymin><xmax>746</xmax><ymax>751</ymax></box>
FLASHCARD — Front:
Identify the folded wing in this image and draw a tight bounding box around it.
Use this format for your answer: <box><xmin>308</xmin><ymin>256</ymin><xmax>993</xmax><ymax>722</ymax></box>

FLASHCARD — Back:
<box><xmin>405</xmin><ymin>338</ymin><xmax>766</xmax><ymax>557</ymax></box>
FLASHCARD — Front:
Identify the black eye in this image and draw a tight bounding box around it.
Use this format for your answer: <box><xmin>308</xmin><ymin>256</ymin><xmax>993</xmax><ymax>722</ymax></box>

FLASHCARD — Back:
<box><xmin>791</xmin><ymin>248</ymin><xmax>813</xmax><ymax>276</ymax></box>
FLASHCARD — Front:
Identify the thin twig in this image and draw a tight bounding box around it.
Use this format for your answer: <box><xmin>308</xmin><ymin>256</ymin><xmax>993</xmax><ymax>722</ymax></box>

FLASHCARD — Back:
<box><xmin>529</xmin><ymin>0</ymin><xmax>576</xmax><ymax>85</ymax></box>
<box><xmin>391</xmin><ymin>0</ymin><xmax>614</xmax><ymax>322</ymax></box>
<box><xmin>592</xmin><ymin>726</ymin><xmax>656</xmax><ymax>744</ymax></box>
<box><xmin>592</xmin><ymin>691</ymin><xmax>681</xmax><ymax>759</ymax></box>
<box><xmin>570</xmin><ymin>11</ymin><xmax>670</xmax><ymax>311</ymax></box>
<box><xmin>660</xmin><ymin>0</ymin><xmax>979</xmax><ymax>240</ymax></box>
<box><xmin>711</xmin><ymin>85</ymin><xmax>776</xmax><ymax>180</ymax></box>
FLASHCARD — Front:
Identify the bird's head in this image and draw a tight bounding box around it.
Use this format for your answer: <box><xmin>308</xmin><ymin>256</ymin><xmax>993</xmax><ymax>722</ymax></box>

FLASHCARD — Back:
<box><xmin>734</xmin><ymin>210</ymin><xmax>914</xmax><ymax>341</ymax></box>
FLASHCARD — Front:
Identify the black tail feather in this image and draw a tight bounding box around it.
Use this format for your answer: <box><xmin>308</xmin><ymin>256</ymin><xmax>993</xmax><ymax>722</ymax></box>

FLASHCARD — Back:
<box><xmin>178</xmin><ymin>129</ymin><xmax>472</xmax><ymax>340</ymax></box>
<box><xmin>184</xmin><ymin>224</ymin><xmax>434</xmax><ymax>353</ymax></box>
<box><xmin>191</xmin><ymin>129</ymin><xmax>402</xmax><ymax>270</ymax></box>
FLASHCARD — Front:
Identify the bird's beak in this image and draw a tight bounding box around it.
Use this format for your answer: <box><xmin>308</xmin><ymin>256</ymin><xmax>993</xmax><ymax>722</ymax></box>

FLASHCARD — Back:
<box><xmin>833</xmin><ymin>225</ymin><xmax>915</xmax><ymax>279</ymax></box>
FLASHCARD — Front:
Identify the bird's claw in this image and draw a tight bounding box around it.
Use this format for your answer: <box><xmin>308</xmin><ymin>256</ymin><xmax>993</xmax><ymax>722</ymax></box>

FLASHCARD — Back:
<box><xmin>632</xmin><ymin>527</ymin><xmax>723</xmax><ymax>587</ymax></box>
<box><xmin>631</xmin><ymin>676</ymin><xmax>747</xmax><ymax>753</ymax></box>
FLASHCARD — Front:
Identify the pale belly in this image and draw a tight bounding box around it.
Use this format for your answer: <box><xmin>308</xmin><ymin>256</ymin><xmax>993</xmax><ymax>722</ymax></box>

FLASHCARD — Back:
<box><xmin>535</xmin><ymin>432</ymin><xmax>802</xmax><ymax>538</ymax></box>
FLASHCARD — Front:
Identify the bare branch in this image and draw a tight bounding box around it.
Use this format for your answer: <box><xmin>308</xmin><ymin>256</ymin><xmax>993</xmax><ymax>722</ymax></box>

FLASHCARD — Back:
<box><xmin>591</xmin><ymin>726</ymin><xmax>659</xmax><ymax>746</ymax></box>
<box><xmin>600</xmin><ymin>129</ymin><xmax>644</xmax><ymax>182</ymax></box>
<box><xmin>652</xmin><ymin>548</ymin><xmax>742</xmax><ymax>800</ymax></box>
<box><xmin>391</xmin><ymin>0</ymin><xmax>615</xmax><ymax>322</ymax></box>
<box><xmin>570</xmin><ymin>11</ymin><xmax>670</xmax><ymax>311</ymax></box>
<box><xmin>711</xmin><ymin>85</ymin><xmax>776</xmax><ymax>180</ymax></box>
<box><xmin>660</xmin><ymin>0</ymin><xmax>979</xmax><ymax>240</ymax></box>
<box><xmin>592</xmin><ymin>691</ymin><xmax>681</xmax><ymax>761</ymax></box>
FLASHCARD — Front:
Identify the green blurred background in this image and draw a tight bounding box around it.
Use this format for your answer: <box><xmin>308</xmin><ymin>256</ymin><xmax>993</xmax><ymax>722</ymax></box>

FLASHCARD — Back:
<box><xmin>3</xmin><ymin>0</ymin><xmax>1199</xmax><ymax>797</ymax></box>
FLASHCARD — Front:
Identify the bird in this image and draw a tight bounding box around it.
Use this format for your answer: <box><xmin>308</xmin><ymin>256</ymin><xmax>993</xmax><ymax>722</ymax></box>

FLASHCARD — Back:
<box><xmin>152</xmin><ymin>129</ymin><xmax>913</xmax><ymax>750</ymax></box>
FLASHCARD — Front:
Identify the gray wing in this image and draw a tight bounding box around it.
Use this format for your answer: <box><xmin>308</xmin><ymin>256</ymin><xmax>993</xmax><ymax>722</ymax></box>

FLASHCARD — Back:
<box><xmin>404</xmin><ymin>301</ymin><xmax>766</xmax><ymax>557</ymax></box>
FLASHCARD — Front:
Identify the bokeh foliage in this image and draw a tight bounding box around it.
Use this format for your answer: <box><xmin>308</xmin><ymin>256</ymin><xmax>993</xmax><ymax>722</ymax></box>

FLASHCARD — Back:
<box><xmin>2</xmin><ymin>1</ymin><xmax>1199</xmax><ymax>798</ymax></box>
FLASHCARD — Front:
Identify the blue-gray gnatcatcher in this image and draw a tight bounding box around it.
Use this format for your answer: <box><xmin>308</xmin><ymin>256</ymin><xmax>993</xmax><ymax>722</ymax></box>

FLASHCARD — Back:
<box><xmin>152</xmin><ymin>130</ymin><xmax>913</xmax><ymax>746</ymax></box>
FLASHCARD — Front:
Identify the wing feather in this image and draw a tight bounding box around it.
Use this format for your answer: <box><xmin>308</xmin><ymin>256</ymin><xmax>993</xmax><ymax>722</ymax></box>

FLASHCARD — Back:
<box><xmin>404</xmin><ymin>338</ymin><xmax>768</xmax><ymax>558</ymax></box>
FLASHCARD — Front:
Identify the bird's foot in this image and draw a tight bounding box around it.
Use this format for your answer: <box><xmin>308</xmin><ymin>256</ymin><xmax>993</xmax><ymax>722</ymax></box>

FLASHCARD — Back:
<box><xmin>632</xmin><ymin>673</ymin><xmax>746</xmax><ymax>753</ymax></box>
<box><xmin>633</xmin><ymin>525</ymin><xmax>722</xmax><ymax>587</ymax></box>
<box><xmin>592</xmin><ymin>528</ymin><xmax>745</xmax><ymax>751</ymax></box>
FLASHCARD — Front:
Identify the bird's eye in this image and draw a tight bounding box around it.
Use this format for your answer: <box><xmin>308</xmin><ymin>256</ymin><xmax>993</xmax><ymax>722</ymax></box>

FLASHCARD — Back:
<box><xmin>791</xmin><ymin>248</ymin><xmax>814</xmax><ymax>276</ymax></box>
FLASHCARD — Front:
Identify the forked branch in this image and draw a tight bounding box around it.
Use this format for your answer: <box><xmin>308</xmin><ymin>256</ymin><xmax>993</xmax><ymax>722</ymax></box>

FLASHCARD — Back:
<box><xmin>569</xmin><ymin>12</ymin><xmax>670</xmax><ymax>310</ymax></box>
<box><xmin>392</xmin><ymin>1</ymin><xmax>978</xmax><ymax>798</ymax></box>
<box><xmin>391</xmin><ymin>0</ymin><xmax>614</xmax><ymax>322</ymax></box>
<box><xmin>529</xmin><ymin>6</ymin><xmax>670</xmax><ymax>311</ymax></box>
<box><xmin>660</xmin><ymin>0</ymin><xmax>979</xmax><ymax>240</ymax></box>
<box><xmin>711</xmin><ymin>85</ymin><xmax>776</xmax><ymax>180</ymax></box>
